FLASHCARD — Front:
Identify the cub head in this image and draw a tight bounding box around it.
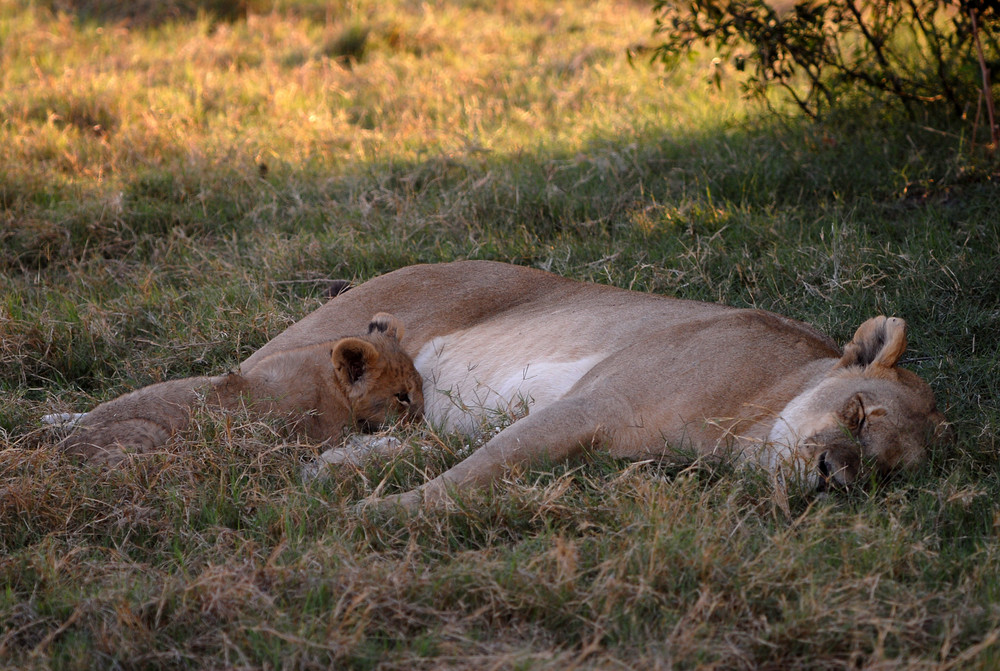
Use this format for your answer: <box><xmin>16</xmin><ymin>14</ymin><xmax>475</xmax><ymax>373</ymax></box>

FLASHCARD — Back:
<box><xmin>771</xmin><ymin>316</ymin><xmax>949</xmax><ymax>488</ymax></box>
<box><xmin>331</xmin><ymin>313</ymin><xmax>424</xmax><ymax>431</ymax></box>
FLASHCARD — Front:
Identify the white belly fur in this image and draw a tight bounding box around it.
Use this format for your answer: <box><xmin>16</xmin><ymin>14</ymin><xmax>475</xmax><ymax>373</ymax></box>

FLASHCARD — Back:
<box><xmin>414</xmin><ymin>335</ymin><xmax>603</xmax><ymax>435</ymax></box>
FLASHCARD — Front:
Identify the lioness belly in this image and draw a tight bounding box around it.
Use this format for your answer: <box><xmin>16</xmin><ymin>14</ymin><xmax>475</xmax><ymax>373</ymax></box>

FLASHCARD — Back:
<box><xmin>414</xmin><ymin>332</ymin><xmax>604</xmax><ymax>434</ymax></box>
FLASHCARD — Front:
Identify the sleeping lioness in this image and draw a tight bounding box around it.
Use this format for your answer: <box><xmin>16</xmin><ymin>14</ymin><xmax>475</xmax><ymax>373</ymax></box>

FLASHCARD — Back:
<box><xmin>57</xmin><ymin>261</ymin><xmax>947</xmax><ymax>507</ymax></box>
<box><xmin>57</xmin><ymin>313</ymin><xmax>423</xmax><ymax>464</ymax></box>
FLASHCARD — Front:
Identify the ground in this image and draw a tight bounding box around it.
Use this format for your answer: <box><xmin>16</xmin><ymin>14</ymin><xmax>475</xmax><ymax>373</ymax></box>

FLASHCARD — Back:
<box><xmin>1</xmin><ymin>1</ymin><xmax>999</xmax><ymax>668</ymax></box>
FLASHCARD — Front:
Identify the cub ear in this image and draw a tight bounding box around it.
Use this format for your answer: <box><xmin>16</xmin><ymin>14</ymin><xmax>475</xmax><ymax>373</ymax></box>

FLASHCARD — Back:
<box><xmin>332</xmin><ymin>338</ymin><xmax>380</xmax><ymax>386</ymax></box>
<box><xmin>837</xmin><ymin>316</ymin><xmax>907</xmax><ymax>369</ymax></box>
<box><xmin>367</xmin><ymin>312</ymin><xmax>404</xmax><ymax>340</ymax></box>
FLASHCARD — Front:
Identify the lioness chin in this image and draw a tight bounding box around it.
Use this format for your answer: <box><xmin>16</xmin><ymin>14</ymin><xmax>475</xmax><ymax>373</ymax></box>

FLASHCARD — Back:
<box><xmin>56</xmin><ymin>261</ymin><xmax>947</xmax><ymax>507</ymax></box>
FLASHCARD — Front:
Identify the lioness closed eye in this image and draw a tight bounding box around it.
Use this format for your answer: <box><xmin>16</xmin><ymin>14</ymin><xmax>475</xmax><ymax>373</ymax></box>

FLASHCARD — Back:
<box><xmin>53</xmin><ymin>261</ymin><xmax>947</xmax><ymax>509</ymax></box>
<box><xmin>57</xmin><ymin>313</ymin><xmax>423</xmax><ymax>464</ymax></box>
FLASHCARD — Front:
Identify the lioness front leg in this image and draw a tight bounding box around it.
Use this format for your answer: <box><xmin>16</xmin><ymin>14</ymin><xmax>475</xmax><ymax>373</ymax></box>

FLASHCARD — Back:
<box><xmin>373</xmin><ymin>397</ymin><xmax>614</xmax><ymax>510</ymax></box>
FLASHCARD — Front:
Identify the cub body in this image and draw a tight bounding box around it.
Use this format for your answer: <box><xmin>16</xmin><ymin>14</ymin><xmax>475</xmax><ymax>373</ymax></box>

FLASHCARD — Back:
<box><xmin>59</xmin><ymin>313</ymin><xmax>423</xmax><ymax>464</ymax></box>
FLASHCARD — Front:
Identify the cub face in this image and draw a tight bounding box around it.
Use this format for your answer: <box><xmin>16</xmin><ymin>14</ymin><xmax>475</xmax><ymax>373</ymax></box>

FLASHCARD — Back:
<box><xmin>332</xmin><ymin>312</ymin><xmax>424</xmax><ymax>431</ymax></box>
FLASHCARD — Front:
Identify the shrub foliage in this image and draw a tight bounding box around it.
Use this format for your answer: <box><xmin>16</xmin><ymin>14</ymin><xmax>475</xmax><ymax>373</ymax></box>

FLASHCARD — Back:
<box><xmin>652</xmin><ymin>0</ymin><xmax>1000</xmax><ymax>126</ymax></box>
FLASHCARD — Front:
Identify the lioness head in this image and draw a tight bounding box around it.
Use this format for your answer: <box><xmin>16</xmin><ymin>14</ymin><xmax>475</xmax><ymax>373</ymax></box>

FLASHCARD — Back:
<box><xmin>770</xmin><ymin>316</ymin><xmax>948</xmax><ymax>488</ymax></box>
<box><xmin>332</xmin><ymin>313</ymin><xmax>424</xmax><ymax>430</ymax></box>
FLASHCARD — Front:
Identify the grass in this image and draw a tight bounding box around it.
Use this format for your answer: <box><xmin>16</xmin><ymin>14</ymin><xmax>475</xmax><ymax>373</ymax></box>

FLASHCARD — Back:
<box><xmin>2</xmin><ymin>0</ymin><xmax>1000</xmax><ymax>668</ymax></box>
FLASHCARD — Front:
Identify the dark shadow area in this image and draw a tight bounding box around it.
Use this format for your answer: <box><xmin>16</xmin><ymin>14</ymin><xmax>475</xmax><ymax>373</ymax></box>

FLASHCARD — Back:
<box><xmin>3</xmin><ymin>118</ymin><xmax>998</xmax><ymax>454</ymax></box>
<box><xmin>3</xmin><ymin>92</ymin><xmax>998</xmax><ymax>479</ymax></box>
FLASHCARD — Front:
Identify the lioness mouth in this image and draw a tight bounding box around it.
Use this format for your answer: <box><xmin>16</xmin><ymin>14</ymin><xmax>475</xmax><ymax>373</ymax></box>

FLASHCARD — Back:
<box><xmin>816</xmin><ymin>451</ymin><xmax>836</xmax><ymax>491</ymax></box>
<box><xmin>817</xmin><ymin>452</ymin><xmax>831</xmax><ymax>478</ymax></box>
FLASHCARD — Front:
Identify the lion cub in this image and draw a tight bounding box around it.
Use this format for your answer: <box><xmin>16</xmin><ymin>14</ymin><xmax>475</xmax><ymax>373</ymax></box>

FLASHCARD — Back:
<box><xmin>58</xmin><ymin>313</ymin><xmax>423</xmax><ymax>464</ymax></box>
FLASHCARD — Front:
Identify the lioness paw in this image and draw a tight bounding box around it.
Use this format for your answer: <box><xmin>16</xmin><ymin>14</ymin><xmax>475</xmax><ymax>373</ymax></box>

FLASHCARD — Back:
<box><xmin>41</xmin><ymin>412</ymin><xmax>88</xmax><ymax>427</ymax></box>
<box><xmin>301</xmin><ymin>435</ymin><xmax>406</xmax><ymax>480</ymax></box>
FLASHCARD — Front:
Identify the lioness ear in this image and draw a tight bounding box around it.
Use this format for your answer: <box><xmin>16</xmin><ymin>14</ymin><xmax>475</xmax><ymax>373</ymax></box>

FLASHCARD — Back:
<box><xmin>837</xmin><ymin>316</ymin><xmax>907</xmax><ymax>369</ymax></box>
<box><xmin>838</xmin><ymin>393</ymin><xmax>866</xmax><ymax>432</ymax></box>
<box><xmin>367</xmin><ymin>312</ymin><xmax>404</xmax><ymax>340</ymax></box>
<box><xmin>332</xmin><ymin>338</ymin><xmax>380</xmax><ymax>386</ymax></box>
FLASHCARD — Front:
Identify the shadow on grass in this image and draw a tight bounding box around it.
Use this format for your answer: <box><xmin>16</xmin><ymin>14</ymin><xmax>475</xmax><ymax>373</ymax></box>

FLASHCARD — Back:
<box><xmin>4</xmin><ymin>110</ymin><xmax>995</xmax><ymax>269</ymax></box>
<box><xmin>2</xmin><ymin>112</ymin><xmax>998</xmax><ymax>458</ymax></box>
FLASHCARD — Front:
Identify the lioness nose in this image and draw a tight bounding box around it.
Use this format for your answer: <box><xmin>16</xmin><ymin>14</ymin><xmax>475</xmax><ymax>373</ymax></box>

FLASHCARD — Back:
<box><xmin>817</xmin><ymin>452</ymin><xmax>831</xmax><ymax>479</ymax></box>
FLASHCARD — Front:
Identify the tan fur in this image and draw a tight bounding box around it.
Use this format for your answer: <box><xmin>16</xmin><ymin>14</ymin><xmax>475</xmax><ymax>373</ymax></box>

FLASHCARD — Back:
<box><xmin>59</xmin><ymin>313</ymin><xmax>423</xmax><ymax>464</ymax></box>
<box><xmin>59</xmin><ymin>262</ymin><xmax>947</xmax><ymax>507</ymax></box>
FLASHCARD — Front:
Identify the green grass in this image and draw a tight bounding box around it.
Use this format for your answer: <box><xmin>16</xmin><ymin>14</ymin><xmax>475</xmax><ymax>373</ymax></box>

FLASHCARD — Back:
<box><xmin>2</xmin><ymin>0</ymin><xmax>1000</xmax><ymax>668</ymax></box>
